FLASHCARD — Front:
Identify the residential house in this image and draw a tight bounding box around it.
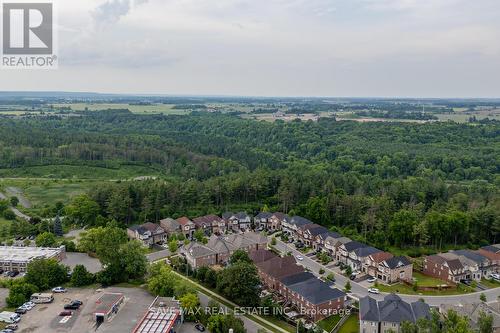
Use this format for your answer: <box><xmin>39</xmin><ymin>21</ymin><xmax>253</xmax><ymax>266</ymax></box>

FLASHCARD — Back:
<box><xmin>440</xmin><ymin>303</ymin><xmax>500</xmax><ymax>333</ymax></box>
<box><xmin>280</xmin><ymin>271</ymin><xmax>346</xmax><ymax>321</ymax></box>
<box><xmin>365</xmin><ymin>252</ymin><xmax>393</xmax><ymax>278</ymax></box>
<box><xmin>477</xmin><ymin>248</ymin><xmax>500</xmax><ymax>270</ymax></box>
<box><xmin>183</xmin><ymin>242</ymin><xmax>217</xmax><ymax>268</ymax></box>
<box><xmin>176</xmin><ymin>217</ymin><xmax>196</xmax><ymax>239</ymax></box>
<box><xmin>183</xmin><ymin>232</ymin><xmax>268</xmax><ymax>268</ymax></box>
<box><xmin>254</xmin><ymin>212</ymin><xmax>273</xmax><ymax>230</ymax></box>
<box><xmin>324</xmin><ymin>236</ymin><xmax>351</xmax><ymax>257</ymax></box>
<box><xmin>337</xmin><ymin>241</ymin><xmax>368</xmax><ymax>266</ymax></box>
<box><xmin>282</xmin><ymin>216</ymin><xmax>313</xmax><ymax>240</ymax></box>
<box><xmin>452</xmin><ymin>250</ymin><xmax>494</xmax><ymax>278</ymax></box>
<box><xmin>222</xmin><ymin>212</ymin><xmax>252</xmax><ymax>232</ymax></box>
<box><xmin>350</xmin><ymin>246</ymin><xmax>382</xmax><ymax>272</ymax></box>
<box><xmin>423</xmin><ymin>254</ymin><xmax>466</xmax><ymax>284</ymax></box>
<box><xmin>314</xmin><ymin>231</ymin><xmax>341</xmax><ymax>252</ymax></box>
<box><xmin>159</xmin><ymin>218</ymin><xmax>180</xmax><ymax>236</ymax></box>
<box><xmin>193</xmin><ymin>215</ymin><xmax>224</xmax><ymax>235</ymax></box>
<box><xmin>254</xmin><ymin>253</ymin><xmax>305</xmax><ymax>290</ymax></box>
<box><xmin>376</xmin><ymin>256</ymin><xmax>413</xmax><ymax>284</ymax></box>
<box><xmin>249</xmin><ymin>248</ymin><xmax>277</xmax><ymax>264</ymax></box>
<box><xmin>360</xmin><ymin>294</ymin><xmax>431</xmax><ymax>333</ymax></box>
<box><xmin>268</xmin><ymin>212</ymin><xmax>289</xmax><ymax>231</ymax></box>
<box><xmin>481</xmin><ymin>245</ymin><xmax>500</xmax><ymax>255</ymax></box>
<box><xmin>127</xmin><ymin>222</ymin><xmax>166</xmax><ymax>246</ymax></box>
<box><xmin>439</xmin><ymin>252</ymin><xmax>483</xmax><ymax>281</ymax></box>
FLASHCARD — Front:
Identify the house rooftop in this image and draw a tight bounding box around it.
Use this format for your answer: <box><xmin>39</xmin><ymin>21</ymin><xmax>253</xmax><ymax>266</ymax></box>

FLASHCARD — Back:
<box><xmin>360</xmin><ymin>294</ymin><xmax>430</xmax><ymax>324</ymax></box>
<box><xmin>255</xmin><ymin>255</ymin><xmax>304</xmax><ymax>280</ymax></box>
<box><xmin>287</xmin><ymin>278</ymin><xmax>346</xmax><ymax>305</ymax></box>
<box><xmin>249</xmin><ymin>249</ymin><xmax>278</xmax><ymax>264</ymax></box>
<box><xmin>384</xmin><ymin>256</ymin><xmax>412</xmax><ymax>269</ymax></box>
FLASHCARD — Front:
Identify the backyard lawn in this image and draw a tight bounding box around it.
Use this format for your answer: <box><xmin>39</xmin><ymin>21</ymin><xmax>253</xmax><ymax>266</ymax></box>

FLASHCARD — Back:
<box><xmin>317</xmin><ymin>314</ymin><xmax>341</xmax><ymax>332</ymax></box>
<box><xmin>338</xmin><ymin>314</ymin><xmax>359</xmax><ymax>333</ymax></box>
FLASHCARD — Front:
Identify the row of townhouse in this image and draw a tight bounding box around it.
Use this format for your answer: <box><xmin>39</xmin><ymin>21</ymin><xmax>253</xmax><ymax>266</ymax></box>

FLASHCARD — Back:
<box><xmin>283</xmin><ymin>217</ymin><xmax>413</xmax><ymax>284</ymax></box>
<box><xmin>128</xmin><ymin>212</ymin><xmax>291</xmax><ymax>246</ymax></box>
<box><xmin>250</xmin><ymin>249</ymin><xmax>347</xmax><ymax>322</ymax></box>
<box><xmin>181</xmin><ymin>232</ymin><xmax>268</xmax><ymax>268</ymax></box>
<box><xmin>423</xmin><ymin>246</ymin><xmax>500</xmax><ymax>284</ymax></box>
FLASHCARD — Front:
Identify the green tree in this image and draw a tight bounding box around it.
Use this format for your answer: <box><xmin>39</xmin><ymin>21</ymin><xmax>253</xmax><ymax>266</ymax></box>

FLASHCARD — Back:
<box><xmin>70</xmin><ymin>264</ymin><xmax>94</xmax><ymax>286</ymax></box>
<box><xmin>120</xmin><ymin>240</ymin><xmax>148</xmax><ymax>280</ymax></box>
<box><xmin>229</xmin><ymin>249</ymin><xmax>252</xmax><ymax>265</ymax></box>
<box><xmin>344</xmin><ymin>281</ymin><xmax>351</xmax><ymax>292</ymax></box>
<box><xmin>207</xmin><ymin>314</ymin><xmax>246</xmax><ymax>333</ymax></box>
<box><xmin>168</xmin><ymin>239</ymin><xmax>178</xmax><ymax>253</ymax></box>
<box><xmin>25</xmin><ymin>258</ymin><xmax>69</xmax><ymax>290</ymax></box>
<box><xmin>64</xmin><ymin>194</ymin><xmax>100</xmax><ymax>226</ymax></box>
<box><xmin>3</xmin><ymin>209</ymin><xmax>16</xmax><ymax>220</ymax></box>
<box><xmin>10</xmin><ymin>196</ymin><xmax>19</xmax><ymax>207</ymax></box>
<box><xmin>180</xmin><ymin>292</ymin><xmax>200</xmax><ymax>321</ymax></box>
<box><xmin>35</xmin><ymin>232</ymin><xmax>57</xmax><ymax>247</ymax></box>
<box><xmin>216</xmin><ymin>262</ymin><xmax>260</xmax><ymax>307</ymax></box>
<box><xmin>6</xmin><ymin>281</ymin><xmax>38</xmax><ymax>307</ymax></box>
<box><xmin>478</xmin><ymin>311</ymin><xmax>493</xmax><ymax>333</ymax></box>
<box><xmin>194</xmin><ymin>229</ymin><xmax>205</xmax><ymax>242</ymax></box>
<box><xmin>480</xmin><ymin>293</ymin><xmax>487</xmax><ymax>302</ymax></box>
<box><xmin>53</xmin><ymin>215</ymin><xmax>63</xmax><ymax>237</ymax></box>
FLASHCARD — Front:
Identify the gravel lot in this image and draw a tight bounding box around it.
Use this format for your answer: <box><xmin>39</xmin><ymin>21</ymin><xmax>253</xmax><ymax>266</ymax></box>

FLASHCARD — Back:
<box><xmin>62</xmin><ymin>253</ymin><xmax>103</xmax><ymax>274</ymax></box>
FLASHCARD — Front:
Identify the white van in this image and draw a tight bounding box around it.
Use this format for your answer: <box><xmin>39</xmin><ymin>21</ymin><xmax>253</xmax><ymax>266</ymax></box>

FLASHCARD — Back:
<box><xmin>30</xmin><ymin>293</ymin><xmax>54</xmax><ymax>304</ymax></box>
<box><xmin>0</xmin><ymin>311</ymin><xmax>21</xmax><ymax>324</ymax></box>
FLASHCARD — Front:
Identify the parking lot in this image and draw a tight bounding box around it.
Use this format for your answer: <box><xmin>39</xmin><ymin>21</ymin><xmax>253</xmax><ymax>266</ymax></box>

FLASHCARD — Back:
<box><xmin>13</xmin><ymin>287</ymin><xmax>155</xmax><ymax>333</ymax></box>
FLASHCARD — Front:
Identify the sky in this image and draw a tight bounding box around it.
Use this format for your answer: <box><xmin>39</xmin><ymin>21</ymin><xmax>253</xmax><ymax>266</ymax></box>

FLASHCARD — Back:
<box><xmin>1</xmin><ymin>0</ymin><xmax>500</xmax><ymax>97</ymax></box>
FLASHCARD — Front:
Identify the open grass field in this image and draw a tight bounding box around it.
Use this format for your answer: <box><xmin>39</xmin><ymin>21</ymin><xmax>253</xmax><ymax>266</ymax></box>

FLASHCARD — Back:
<box><xmin>0</xmin><ymin>164</ymin><xmax>160</xmax><ymax>179</ymax></box>
<box><xmin>52</xmin><ymin>103</ymin><xmax>192</xmax><ymax>115</ymax></box>
<box><xmin>0</xmin><ymin>178</ymin><xmax>100</xmax><ymax>208</ymax></box>
<box><xmin>338</xmin><ymin>314</ymin><xmax>359</xmax><ymax>333</ymax></box>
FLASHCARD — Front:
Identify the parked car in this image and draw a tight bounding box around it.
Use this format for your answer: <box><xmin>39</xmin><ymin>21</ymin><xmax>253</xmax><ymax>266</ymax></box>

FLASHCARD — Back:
<box><xmin>367</xmin><ymin>277</ymin><xmax>377</xmax><ymax>283</ymax></box>
<box><xmin>349</xmin><ymin>274</ymin><xmax>356</xmax><ymax>280</ymax></box>
<box><xmin>296</xmin><ymin>255</ymin><xmax>304</xmax><ymax>261</ymax></box>
<box><xmin>59</xmin><ymin>311</ymin><xmax>72</xmax><ymax>316</ymax></box>
<box><xmin>490</xmin><ymin>273</ymin><xmax>500</xmax><ymax>280</ymax></box>
<box><xmin>1</xmin><ymin>329</ymin><xmax>14</xmax><ymax>333</ymax></box>
<box><xmin>5</xmin><ymin>324</ymin><xmax>18</xmax><ymax>331</ymax></box>
<box><xmin>195</xmin><ymin>324</ymin><xmax>205</xmax><ymax>332</ymax></box>
<box><xmin>71</xmin><ymin>300</ymin><xmax>83</xmax><ymax>306</ymax></box>
<box><xmin>52</xmin><ymin>287</ymin><xmax>67</xmax><ymax>293</ymax></box>
<box><xmin>368</xmin><ymin>288</ymin><xmax>380</xmax><ymax>294</ymax></box>
<box><xmin>64</xmin><ymin>303</ymin><xmax>80</xmax><ymax>310</ymax></box>
<box><xmin>14</xmin><ymin>308</ymin><xmax>26</xmax><ymax>315</ymax></box>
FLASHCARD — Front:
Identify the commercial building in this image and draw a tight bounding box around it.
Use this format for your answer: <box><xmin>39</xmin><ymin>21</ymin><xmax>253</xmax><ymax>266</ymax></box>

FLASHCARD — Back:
<box><xmin>93</xmin><ymin>293</ymin><xmax>125</xmax><ymax>324</ymax></box>
<box><xmin>132</xmin><ymin>296</ymin><xmax>183</xmax><ymax>333</ymax></box>
<box><xmin>0</xmin><ymin>245</ymin><xmax>66</xmax><ymax>273</ymax></box>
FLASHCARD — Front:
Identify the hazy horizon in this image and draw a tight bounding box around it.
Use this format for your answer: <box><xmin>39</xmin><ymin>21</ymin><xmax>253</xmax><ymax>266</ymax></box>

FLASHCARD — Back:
<box><xmin>1</xmin><ymin>0</ymin><xmax>499</xmax><ymax>98</ymax></box>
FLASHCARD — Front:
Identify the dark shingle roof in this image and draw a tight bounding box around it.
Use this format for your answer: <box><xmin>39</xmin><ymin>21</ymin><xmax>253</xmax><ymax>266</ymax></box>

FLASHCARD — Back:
<box><xmin>287</xmin><ymin>279</ymin><xmax>345</xmax><ymax>305</ymax></box>
<box><xmin>255</xmin><ymin>212</ymin><xmax>273</xmax><ymax>220</ymax></box>
<box><xmin>360</xmin><ymin>296</ymin><xmax>379</xmax><ymax>321</ymax></box>
<box><xmin>290</xmin><ymin>216</ymin><xmax>313</xmax><ymax>227</ymax></box>
<box><xmin>481</xmin><ymin>245</ymin><xmax>500</xmax><ymax>254</ymax></box>
<box><xmin>249</xmin><ymin>249</ymin><xmax>277</xmax><ymax>264</ymax></box>
<box><xmin>452</xmin><ymin>250</ymin><xmax>489</xmax><ymax>265</ymax></box>
<box><xmin>280</xmin><ymin>271</ymin><xmax>316</xmax><ymax>286</ymax></box>
<box><xmin>353</xmin><ymin>246</ymin><xmax>382</xmax><ymax>258</ymax></box>
<box><xmin>256</xmin><ymin>256</ymin><xmax>304</xmax><ymax>279</ymax></box>
<box><xmin>384</xmin><ymin>256</ymin><xmax>412</xmax><ymax>269</ymax></box>
<box><xmin>344</xmin><ymin>241</ymin><xmax>368</xmax><ymax>252</ymax></box>
<box><xmin>361</xmin><ymin>294</ymin><xmax>430</xmax><ymax>324</ymax></box>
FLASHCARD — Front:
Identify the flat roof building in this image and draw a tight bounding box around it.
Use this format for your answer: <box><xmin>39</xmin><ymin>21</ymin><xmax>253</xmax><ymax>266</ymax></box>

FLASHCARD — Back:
<box><xmin>0</xmin><ymin>245</ymin><xmax>66</xmax><ymax>272</ymax></box>
<box><xmin>132</xmin><ymin>297</ymin><xmax>183</xmax><ymax>333</ymax></box>
<box><xmin>94</xmin><ymin>293</ymin><xmax>125</xmax><ymax>324</ymax></box>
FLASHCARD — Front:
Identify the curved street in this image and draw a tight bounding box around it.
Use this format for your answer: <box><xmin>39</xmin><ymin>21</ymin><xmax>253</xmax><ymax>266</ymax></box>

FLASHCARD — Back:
<box><xmin>273</xmin><ymin>238</ymin><xmax>500</xmax><ymax>306</ymax></box>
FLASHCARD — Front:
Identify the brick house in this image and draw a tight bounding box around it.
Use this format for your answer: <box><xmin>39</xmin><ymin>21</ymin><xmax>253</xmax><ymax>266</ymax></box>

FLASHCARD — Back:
<box><xmin>280</xmin><ymin>271</ymin><xmax>346</xmax><ymax>321</ymax></box>
<box><xmin>254</xmin><ymin>212</ymin><xmax>273</xmax><ymax>230</ymax></box>
<box><xmin>365</xmin><ymin>252</ymin><xmax>393</xmax><ymax>278</ymax></box>
<box><xmin>269</xmin><ymin>212</ymin><xmax>289</xmax><ymax>231</ymax></box>
<box><xmin>127</xmin><ymin>222</ymin><xmax>166</xmax><ymax>246</ymax></box>
<box><xmin>423</xmin><ymin>255</ymin><xmax>466</xmax><ymax>284</ymax></box>
<box><xmin>254</xmin><ymin>254</ymin><xmax>305</xmax><ymax>290</ymax></box>
<box><xmin>282</xmin><ymin>216</ymin><xmax>313</xmax><ymax>240</ymax></box>
<box><xmin>376</xmin><ymin>256</ymin><xmax>413</xmax><ymax>284</ymax></box>
<box><xmin>222</xmin><ymin>212</ymin><xmax>252</xmax><ymax>232</ymax></box>
<box><xmin>183</xmin><ymin>243</ymin><xmax>217</xmax><ymax>268</ymax></box>
<box><xmin>176</xmin><ymin>217</ymin><xmax>196</xmax><ymax>239</ymax></box>
<box><xmin>193</xmin><ymin>215</ymin><xmax>224</xmax><ymax>235</ymax></box>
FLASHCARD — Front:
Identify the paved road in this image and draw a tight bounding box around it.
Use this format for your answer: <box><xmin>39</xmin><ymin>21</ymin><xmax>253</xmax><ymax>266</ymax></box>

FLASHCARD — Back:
<box><xmin>0</xmin><ymin>191</ymin><xmax>31</xmax><ymax>220</ymax></box>
<box><xmin>273</xmin><ymin>239</ymin><xmax>500</xmax><ymax>306</ymax></box>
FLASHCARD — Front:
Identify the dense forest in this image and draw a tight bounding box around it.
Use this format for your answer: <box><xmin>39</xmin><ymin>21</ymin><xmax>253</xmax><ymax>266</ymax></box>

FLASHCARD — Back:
<box><xmin>0</xmin><ymin>110</ymin><xmax>499</xmax><ymax>254</ymax></box>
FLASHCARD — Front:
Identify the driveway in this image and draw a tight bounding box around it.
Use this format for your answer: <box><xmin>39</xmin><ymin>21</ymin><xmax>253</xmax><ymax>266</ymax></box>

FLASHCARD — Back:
<box><xmin>273</xmin><ymin>238</ymin><xmax>500</xmax><ymax>306</ymax></box>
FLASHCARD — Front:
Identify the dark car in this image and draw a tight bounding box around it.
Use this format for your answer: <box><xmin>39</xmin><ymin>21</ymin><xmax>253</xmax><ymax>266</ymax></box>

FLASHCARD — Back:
<box><xmin>9</xmin><ymin>271</ymin><xmax>19</xmax><ymax>277</ymax></box>
<box><xmin>195</xmin><ymin>324</ymin><xmax>205</xmax><ymax>332</ymax></box>
<box><xmin>71</xmin><ymin>300</ymin><xmax>83</xmax><ymax>306</ymax></box>
<box><xmin>15</xmin><ymin>308</ymin><xmax>27</xmax><ymax>315</ymax></box>
<box><xmin>64</xmin><ymin>303</ymin><xmax>80</xmax><ymax>310</ymax></box>
<box><xmin>349</xmin><ymin>274</ymin><xmax>356</xmax><ymax>280</ymax></box>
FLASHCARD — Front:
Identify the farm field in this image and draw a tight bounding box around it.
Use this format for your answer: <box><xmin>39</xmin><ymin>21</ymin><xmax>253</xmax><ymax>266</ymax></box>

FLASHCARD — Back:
<box><xmin>52</xmin><ymin>103</ymin><xmax>192</xmax><ymax>115</ymax></box>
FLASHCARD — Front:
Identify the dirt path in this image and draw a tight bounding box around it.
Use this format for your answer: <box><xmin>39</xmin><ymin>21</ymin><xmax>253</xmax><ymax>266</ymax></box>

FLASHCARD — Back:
<box><xmin>0</xmin><ymin>190</ymin><xmax>31</xmax><ymax>221</ymax></box>
<box><xmin>5</xmin><ymin>186</ymin><xmax>32</xmax><ymax>208</ymax></box>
